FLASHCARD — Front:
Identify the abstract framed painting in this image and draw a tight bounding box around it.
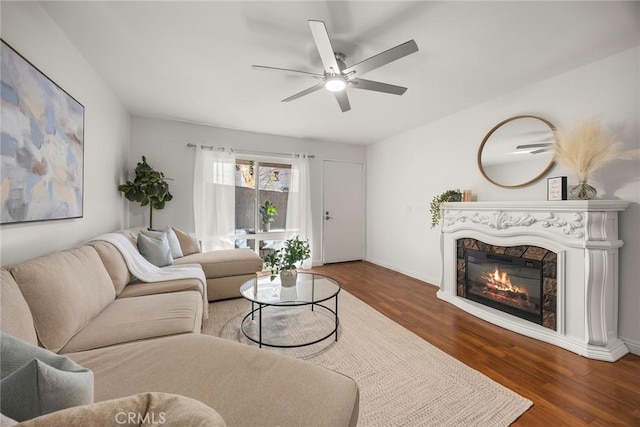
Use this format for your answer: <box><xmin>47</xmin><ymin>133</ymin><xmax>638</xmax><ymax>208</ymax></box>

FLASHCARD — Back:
<box><xmin>1</xmin><ymin>39</ymin><xmax>84</xmax><ymax>224</ymax></box>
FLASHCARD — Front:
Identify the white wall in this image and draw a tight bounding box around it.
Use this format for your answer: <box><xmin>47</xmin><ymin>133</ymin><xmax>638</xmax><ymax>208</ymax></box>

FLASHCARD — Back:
<box><xmin>366</xmin><ymin>47</ymin><xmax>640</xmax><ymax>354</ymax></box>
<box><xmin>130</xmin><ymin>117</ymin><xmax>366</xmax><ymax>265</ymax></box>
<box><xmin>0</xmin><ymin>2</ymin><xmax>130</xmax><ymax>265</ymax></box>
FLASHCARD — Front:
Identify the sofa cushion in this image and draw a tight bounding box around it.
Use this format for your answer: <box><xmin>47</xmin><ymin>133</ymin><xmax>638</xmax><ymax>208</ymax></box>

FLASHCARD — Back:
<box><xmin>0</xmin><ymin>333</ymin><xmax>94</xmax><ymax>422</ymax></box>
<box><xmin>0</xmin><ymin>269</ymin><xmax>38</xmax><ymax>346</ymax></box>
<box><xmin>59</xmin><ymin>291</ymin><xmax>202</xmax><ymax>353</ymax></box>
<box><xmin>174</xmin><ymin>248</ymin><xmax>263</xmax><ymax>279</ymax></box>
<box><xmin>90</xmin><ymin>241</ymin><xmax>131</xmax><ymax>296</ymax></box>
<box><xmin>0</xmin><ymin>413</ymin><xmax>16</xmax><ymax>426</ymax></box>
<box><xmin>18</xmin><ymin>392</ymin><xmax>226</xmax><ymax>427</ymax></box>
<box><xmin>67</xmin><ymin>334</ymin><xmax>359</xmax><ymax>427</ymax></box>
<box><xmin>6</xmin><ymin>246</ymin><xmax>115</xmax><ymax>353</ymax></box>
<box><xmin>172</xmin><ymin>227</ymin><xmax>201</xmax><ymax>256</ymax></box>
<box><xmin>117</xmin><ymin>278</ymin><xmax>203</xmax><ymax>299</ymax></box>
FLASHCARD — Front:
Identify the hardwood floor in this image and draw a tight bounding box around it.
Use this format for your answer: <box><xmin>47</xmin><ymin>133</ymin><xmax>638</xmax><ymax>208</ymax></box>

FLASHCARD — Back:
<box><xmin>309</xmin><ymin>261</ymin><xmax>640</xmax><ymax>426</ymax></box>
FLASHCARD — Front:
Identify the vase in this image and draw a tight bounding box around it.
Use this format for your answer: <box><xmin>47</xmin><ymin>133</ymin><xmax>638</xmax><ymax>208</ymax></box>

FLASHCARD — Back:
<box><xmin>570</xmin><ymin>181</ymin><xmax>597</xmax><ymax>200</ymax></box>
<box><xmin>280</xmin><ymin>269</ymin><xmax>297</xmax><ymax>287</ymax></box>
<box><xmin>262</xmin><ymin>222</ymin><xmax>270</xmax><ymax>232</ymax></box>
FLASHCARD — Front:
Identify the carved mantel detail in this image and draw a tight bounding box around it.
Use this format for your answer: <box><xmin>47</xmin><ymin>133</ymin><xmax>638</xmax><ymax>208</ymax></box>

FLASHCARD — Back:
<box><xmin>444</xmin><ymin>210</ymin><xmax>585</xmax><ymax>239</ymax></box>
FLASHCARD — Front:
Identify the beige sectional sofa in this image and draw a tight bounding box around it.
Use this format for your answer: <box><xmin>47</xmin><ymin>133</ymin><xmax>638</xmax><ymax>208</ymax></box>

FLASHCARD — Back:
<box><xmin>113</xmin><ymin>226</ymin><xmax>265</xmax><ymax>301</ymax></box>
<box><xmin>0</xmin><ymin>228</ymin><xmax>359</xmax><ymax>426</ymax></box>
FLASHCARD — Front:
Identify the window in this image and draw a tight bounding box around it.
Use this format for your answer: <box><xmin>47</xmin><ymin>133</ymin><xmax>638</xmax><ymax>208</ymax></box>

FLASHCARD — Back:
<box><xmin>234</xmin><ymin>159</ymin><xmax>291</xmax><ymax>257</ymax></box>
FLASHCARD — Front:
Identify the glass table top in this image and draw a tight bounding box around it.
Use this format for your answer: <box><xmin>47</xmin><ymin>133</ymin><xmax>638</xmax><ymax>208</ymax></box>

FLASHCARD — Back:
<box><xmin>240</xmin><ymin>272</ymin><xmax>341</xmax><ymax>305</ymax></box>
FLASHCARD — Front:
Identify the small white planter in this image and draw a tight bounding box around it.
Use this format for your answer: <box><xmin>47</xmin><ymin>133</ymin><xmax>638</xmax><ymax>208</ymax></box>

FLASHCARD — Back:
<box><xmin>280</xmin><ymin>269</ymin><xmax>297</xmax><ymax>287</ymax></box>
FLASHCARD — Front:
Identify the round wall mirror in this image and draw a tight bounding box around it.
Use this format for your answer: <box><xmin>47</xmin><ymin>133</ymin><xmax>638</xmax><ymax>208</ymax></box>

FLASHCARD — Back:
<box><xmin>478</xmin><ymin>115</ymin><xmax>557</xmax><ymax>188</ymax></box>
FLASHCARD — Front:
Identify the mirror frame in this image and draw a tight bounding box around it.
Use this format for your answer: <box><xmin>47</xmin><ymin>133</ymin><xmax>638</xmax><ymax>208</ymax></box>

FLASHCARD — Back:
<box><xmin>477</xmin><ymin>115</ymin><xmax>557</xmax><ymax>189</ymax></box>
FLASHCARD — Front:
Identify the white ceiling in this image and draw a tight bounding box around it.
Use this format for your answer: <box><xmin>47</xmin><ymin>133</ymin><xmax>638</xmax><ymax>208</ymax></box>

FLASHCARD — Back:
<box><xmin>39</xmin><ymin>1</ymin><xmax>640</xmax><ymax>145</ymax></box>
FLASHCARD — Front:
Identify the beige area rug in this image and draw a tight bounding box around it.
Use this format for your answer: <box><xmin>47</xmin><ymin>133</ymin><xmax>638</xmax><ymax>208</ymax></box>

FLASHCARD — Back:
<box><xmin>203</xmin><ymin>290</ymin><xmax>532</xmax><ymax>426</ymax></box>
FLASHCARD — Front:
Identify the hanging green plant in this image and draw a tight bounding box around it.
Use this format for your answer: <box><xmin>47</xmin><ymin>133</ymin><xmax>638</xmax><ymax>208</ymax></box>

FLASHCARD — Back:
<box><xmin>430</xmin><ymin>189</ymin><xmax>462</xmax><ymax>228</ymax></box>
<box><xmin>118</xmin><ymin>156</ymin><xmax>173</xmax><ymax>228</ymax></box>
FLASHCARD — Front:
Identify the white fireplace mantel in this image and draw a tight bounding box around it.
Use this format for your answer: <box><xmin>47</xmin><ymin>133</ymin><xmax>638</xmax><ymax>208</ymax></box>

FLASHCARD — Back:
<box><xmin>438</xmin><ymin>200</ymin><xmax>630</xmax><ymax>362</ymax></box>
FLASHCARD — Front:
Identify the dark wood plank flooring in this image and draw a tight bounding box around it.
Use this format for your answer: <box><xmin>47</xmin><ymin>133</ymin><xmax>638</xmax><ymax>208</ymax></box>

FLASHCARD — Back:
<box><xmin>309</xmin><ymin>261</ymin><xmax>640</xmax><ymax>426</ymax></box>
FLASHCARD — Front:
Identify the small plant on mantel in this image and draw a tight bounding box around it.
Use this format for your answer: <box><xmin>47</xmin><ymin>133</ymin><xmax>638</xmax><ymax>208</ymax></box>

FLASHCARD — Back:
<box><xmin>430</xmin><ymin>189</ymin><xmax>462</xmax><ymax>228</ymax></box>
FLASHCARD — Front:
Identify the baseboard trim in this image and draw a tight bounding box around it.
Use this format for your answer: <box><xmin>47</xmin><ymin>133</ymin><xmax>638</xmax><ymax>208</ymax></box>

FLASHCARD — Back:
<box><xmin>364</xmin><ymin>257</ymin><xmax>438</xmax><ymax>287</ymax></box>
<box><xmin>622</xmin><ymin>338</ymin><xmax>640</xmax><ymax>356</ymax></box>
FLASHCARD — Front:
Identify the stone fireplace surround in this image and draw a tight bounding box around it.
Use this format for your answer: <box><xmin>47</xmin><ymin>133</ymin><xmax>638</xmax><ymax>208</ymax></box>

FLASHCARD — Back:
<box><xmin>438</xmin><ymin>200</ymin><xmax>629</xmax><ymax>362</ymax></box>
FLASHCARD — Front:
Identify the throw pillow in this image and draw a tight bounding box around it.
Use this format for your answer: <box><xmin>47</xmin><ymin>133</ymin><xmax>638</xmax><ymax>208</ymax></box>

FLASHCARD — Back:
<box><xmin>172</xmin><ymin>227</ymin><xmax>201</xmax><ymax>256</ymax></box>
<box><xmin>137</xmin><ymin>232</ymin><xmax>174</xmax><ymax>267</ymax></box>
<box><xmin>141</xmin><ymin>227</ymin><xmax>183</xmax><ymax>259</ymax></box>
<box><xmin>0</xmin><ymin>333</ymin><xmax>94</xmax><ymax>422</ymax></box>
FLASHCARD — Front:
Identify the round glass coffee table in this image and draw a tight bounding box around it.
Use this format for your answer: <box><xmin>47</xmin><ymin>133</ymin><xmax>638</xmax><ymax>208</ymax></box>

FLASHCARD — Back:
<box><xmin>239</xmin><ymin>272</ymin><xmax>340</xmax><ymax>348</ymax></box>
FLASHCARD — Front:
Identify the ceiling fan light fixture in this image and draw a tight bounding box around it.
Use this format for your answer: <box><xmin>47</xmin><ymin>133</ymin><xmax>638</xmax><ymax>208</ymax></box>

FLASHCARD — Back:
<box><xmin>325</xmin><ymin>75</ymin><xmax>346</xmax><ymax>92</ymax></box>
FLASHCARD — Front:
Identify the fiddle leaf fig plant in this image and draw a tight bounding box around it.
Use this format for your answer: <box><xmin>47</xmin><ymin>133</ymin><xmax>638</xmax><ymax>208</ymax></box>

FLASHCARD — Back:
<box><xmin>430</xmin><ymin>189</ymin><xmax>462</xmax><ymax>228</ymax></box>
<box><xmin>263</xmin><ymin>236</ymin><xmax>311</xmax><ymax>281</ymax></box>
<box><xmin>118</xmin><ymin>156</ymin><xmax>173</xmax><ymax>228</ymax></box>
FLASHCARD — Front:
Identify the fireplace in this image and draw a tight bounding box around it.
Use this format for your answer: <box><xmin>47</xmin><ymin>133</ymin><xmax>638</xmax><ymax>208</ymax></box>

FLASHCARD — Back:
<box><xmin>464</xmin><ymin>249</ymin><xmax>543</xmax><ymax>325</ymax></box>
<box><xmin>456</xmin><ymin>239</ymin><xmax>556</xmax><ymax>330</ymax></box>
<box><xmin>438</xmin><ymin>200</ymin><xmax>629</xmax><ymax>361</ymax></box>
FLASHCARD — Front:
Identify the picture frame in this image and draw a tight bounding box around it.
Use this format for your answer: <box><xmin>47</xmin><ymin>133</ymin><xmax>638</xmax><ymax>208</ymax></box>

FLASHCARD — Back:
<box><xmin>547</xmin><ymin>176</ymin><xmax>567</xmax><ymax>201</ymax></box>
<box><xmin>1</xmin><ymin>39</ymin><xmax>85</xmax><ymax>224</ymax></box>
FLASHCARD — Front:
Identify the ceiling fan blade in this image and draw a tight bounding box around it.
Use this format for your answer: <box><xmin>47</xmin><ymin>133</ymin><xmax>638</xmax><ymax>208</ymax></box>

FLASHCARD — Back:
<box><xmin>333</xmin><ymin>90</ymin><xmax>351</xmax><ymax>112</ymax></box>
<box><xmin>252</xmin><ymin>65</ymin><xmax>324</xmax><ymax>79</ymax></box>
<box><xmin>530</xmin><ymin>148</ymin><xmax>552</xmax><ymax>155</ymax></box>
<box><xmin>282</xmin><ymin>82</ymin><xmax>326</xmax><ymax>102</ymax></box>
<box><xmin>308</xmin><ymin>20</ymin><xmax>341</xmax><ymax>74</ymax></box>
<box><xmin>515</xmin><ymin>142</ymin><xmax>553</xmax><ymax>149</ymax></box>
<box><xmin>343</xmin><ymin>39</ymin><xmax>418</xmax><ymax>77</ymax></box>
<box><xmin>349</xmin><ymin>78</ymin><xmax>407</xmax><ymax>95</ymax></box>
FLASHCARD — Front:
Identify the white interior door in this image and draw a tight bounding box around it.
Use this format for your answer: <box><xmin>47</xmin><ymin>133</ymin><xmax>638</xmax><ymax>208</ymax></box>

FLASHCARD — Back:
<box><xmin>322</xmin><ymin>160</ymin><xmax>364</xmax><ymax>263</ymax></box>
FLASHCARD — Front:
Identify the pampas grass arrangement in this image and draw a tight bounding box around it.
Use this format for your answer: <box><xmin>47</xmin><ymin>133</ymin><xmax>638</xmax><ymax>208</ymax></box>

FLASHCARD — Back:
<box><xmin>553</xmin><ymin>118</ymin><xmax>633</xmax><ymax>183</ymax></box>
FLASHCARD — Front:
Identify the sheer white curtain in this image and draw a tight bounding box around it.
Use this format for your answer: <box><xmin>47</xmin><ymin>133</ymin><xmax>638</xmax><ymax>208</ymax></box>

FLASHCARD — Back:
<box><xmin>193</xmin><ymin>148</ymin><xmax>236</xmax><ymax>251</ymax></box>
<box><xmin>286</xmin><ymin>154</ymin><xmax>313</xmax><ymax>268</ymax></box>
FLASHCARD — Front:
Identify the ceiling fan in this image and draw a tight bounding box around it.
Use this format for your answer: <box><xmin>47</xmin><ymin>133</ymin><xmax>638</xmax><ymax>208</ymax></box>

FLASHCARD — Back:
<box><xmin>252</xmin><ymin>20</ymin><xmax>419</xmax><ymax>112</ymax></box>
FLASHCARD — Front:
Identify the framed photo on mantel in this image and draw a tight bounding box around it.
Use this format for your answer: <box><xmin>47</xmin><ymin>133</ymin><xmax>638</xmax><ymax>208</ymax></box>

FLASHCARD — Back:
<box><xmin>547</xmin><ymin>176</ymin><xmax>567</xmax><ymax>201</ymax></box>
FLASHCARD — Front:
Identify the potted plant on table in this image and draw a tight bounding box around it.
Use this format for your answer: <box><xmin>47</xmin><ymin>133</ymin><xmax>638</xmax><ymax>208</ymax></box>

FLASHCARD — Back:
<box><xmin>259</xmin><ymin>201</ymin><xmax>278</xmax><ymax>232</ymax></box>
<box><xmin>430</xmin><ymin>189</ymin><xmax>462</xmax><ymax>228</ymax></box>
<box><xmin>118</xmin><ymin>156</ymin><xmax>173</xmax><ymax>228</ymax></box>
<box><xmin>263</xmin><ymin>236</ymin><xmax>311</xmax><ymax>287</ymax></box>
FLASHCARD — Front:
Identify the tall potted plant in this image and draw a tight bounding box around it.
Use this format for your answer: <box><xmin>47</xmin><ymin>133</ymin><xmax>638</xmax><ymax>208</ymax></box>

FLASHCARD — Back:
<box><xmin>263</xmin><ymin>236</ymin><xmax>311</xmax><ymax>287</ymax></box>
<box><xmin>118</xmin><ymin>156</ymin><xmax>173</xmax><ymax>228</ymax></box>
<box><xmin>259</xmin><ymin>201</ymin><xmax>278</xmax><ymax>232</ymax></box>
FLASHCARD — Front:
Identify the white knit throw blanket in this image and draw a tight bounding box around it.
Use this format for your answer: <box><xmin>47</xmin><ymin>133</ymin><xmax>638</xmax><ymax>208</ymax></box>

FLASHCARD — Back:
<box><xmin>89</xmin><ymin>233</ymin><xmax>208</xmax><ymax>320</ymax></box>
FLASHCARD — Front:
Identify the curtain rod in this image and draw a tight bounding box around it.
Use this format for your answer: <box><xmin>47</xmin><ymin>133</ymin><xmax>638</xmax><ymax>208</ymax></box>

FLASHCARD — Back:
<box><xmin>186</xmin><ymin>143</ymin><xmax>315</xmax><ymax>159</ymax></box>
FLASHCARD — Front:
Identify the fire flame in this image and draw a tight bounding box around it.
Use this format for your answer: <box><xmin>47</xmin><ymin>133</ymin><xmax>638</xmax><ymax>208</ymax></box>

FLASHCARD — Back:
<box><xmin>481</xmin><ymin>267</ymin><xmax>528</xmax><ymax>297</ymax></box>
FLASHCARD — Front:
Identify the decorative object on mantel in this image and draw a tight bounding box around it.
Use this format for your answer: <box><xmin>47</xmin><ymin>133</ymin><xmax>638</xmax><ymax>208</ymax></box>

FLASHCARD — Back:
<box><xmin>547</xmin><ymin>176</ymin><xmax>567</xmax><ymax>201</ymax></box>
<box><xmin>263</xmin><ymin>236</ymin><xmax>311</xmax><ymax>286</ymax></box>
<box><xmin>118</xmin><ymin>156</ymin><xmax>173</xmax><ymax>228</ymax></box>
<box><xmin>430</xmin><ymin>190</ymin><xmax>462</xmax><ymax>228</ymax></box>
<box><xmin>554</xmin><ymin>118</ymin><xmax>640</xmax><ymax>200</ymax></box>
<box><xmin>461</xmin><ymin>190</ymin><xmax>473</xmax><ymax>202</ymax></box>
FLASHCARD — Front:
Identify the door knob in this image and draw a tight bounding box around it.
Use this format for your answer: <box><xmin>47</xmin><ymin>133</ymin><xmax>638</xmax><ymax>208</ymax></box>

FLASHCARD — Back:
<box><xmin>325</xmin><ymin>211</ymin><xmax>332</xmax><ymax>220</ymax></box>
